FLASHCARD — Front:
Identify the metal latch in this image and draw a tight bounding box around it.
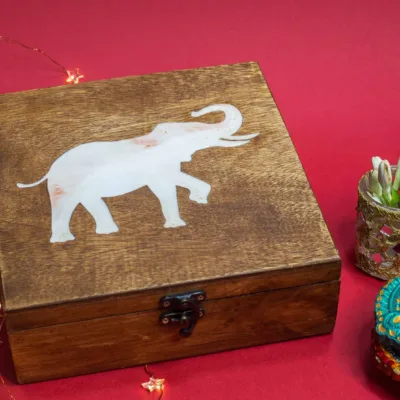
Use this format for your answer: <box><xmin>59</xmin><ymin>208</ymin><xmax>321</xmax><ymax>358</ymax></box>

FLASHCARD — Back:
<box><xmin>159</xmin><ymin>290</ymin><xmax>206</xmax><ymax>337</ymax></box>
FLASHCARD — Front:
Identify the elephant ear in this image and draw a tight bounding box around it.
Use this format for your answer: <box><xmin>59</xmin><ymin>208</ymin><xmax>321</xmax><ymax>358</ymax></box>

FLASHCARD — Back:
<box><xmin>132</xmin><ymin>137</ymin><xmax>159</xmax><ymax>148</ymax></box>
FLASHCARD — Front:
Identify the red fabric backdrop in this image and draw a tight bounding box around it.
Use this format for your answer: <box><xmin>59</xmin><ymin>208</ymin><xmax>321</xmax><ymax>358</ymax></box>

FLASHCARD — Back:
<box><xmin>1</xmin><ymin>0</ymin><xmax>400</xmax><ymax>398</ymax></box>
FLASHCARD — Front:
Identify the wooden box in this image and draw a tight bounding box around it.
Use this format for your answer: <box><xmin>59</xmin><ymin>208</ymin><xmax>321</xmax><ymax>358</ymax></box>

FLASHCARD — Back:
<box><xmin>0</xmin><ymin>62</ymin><xmax>341</xmax><ymax>384</ymax></box>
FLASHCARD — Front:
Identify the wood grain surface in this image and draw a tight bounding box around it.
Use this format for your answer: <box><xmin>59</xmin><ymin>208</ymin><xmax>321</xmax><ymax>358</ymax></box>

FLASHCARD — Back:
<box><xmin>0</xmin><ymin>62</ymin><xmax>340</xmax><ymax>311</ymax></box>
<box><xmin>6</xmin><ymin>260</ymin><xmax>340</xmax><ymax>331</ymax></box>
<box><xmin>9</xmin><ymin>280</ymin><xmax>340</xmax><ymax>384</ymax></box>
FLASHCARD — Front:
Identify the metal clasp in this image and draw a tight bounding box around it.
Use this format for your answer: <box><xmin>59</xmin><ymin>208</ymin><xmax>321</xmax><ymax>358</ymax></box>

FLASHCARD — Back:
<box><xmin>159</xmin><ymin>290</ymin><xmax>206</xmax><ymax>337</ymax></box>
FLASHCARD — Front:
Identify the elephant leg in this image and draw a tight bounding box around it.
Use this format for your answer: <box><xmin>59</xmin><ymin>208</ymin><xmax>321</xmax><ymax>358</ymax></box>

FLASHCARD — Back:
<box><xmin>50</xmin><ymin>196</ymin><xmax>79</xmax><ymax>243</ymax></box>
<box><xmin>175</xmin><ymin>172</ymin><xmax>211</xmax><ymax>204</ymax></box>
<box><xmin>81</xmin><ymin>198</ymin><xmax>119</xmax><ymax>234</ymax></box>
<box><xmin>148</xmin><ymin>182</ymin><xmax>186</xmax><ymax>228</ymax></box>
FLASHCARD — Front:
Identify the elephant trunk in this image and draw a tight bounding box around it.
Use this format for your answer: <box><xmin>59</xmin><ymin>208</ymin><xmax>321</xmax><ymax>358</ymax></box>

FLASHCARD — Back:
<box><xmin>191</xmin><ymin>104</ymin><xmax>243</xmax><ymax>138</ymax></box>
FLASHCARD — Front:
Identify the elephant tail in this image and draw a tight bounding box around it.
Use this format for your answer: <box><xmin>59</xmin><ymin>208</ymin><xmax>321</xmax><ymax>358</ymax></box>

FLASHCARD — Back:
<box><xmin>191</xmin><ymin>104</ymin><xmax>243</xmax><ymax>137</ymax></box>
<box><xmin>17</xmin><ymin>174</ymin><xmax>48</xmax><ymax>188</ymax></box>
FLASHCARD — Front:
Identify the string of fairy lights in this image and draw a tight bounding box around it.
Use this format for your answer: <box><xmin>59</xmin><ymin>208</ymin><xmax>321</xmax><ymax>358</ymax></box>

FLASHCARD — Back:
<box><xmin>0</xmin><ymin>36</ymin><xmax>165</xmax><ymax>400</ymax></box>
<box><xmin>0</xmin><ymin>35</ymin><xmax>84</xmax><ymax>84</ymax></box>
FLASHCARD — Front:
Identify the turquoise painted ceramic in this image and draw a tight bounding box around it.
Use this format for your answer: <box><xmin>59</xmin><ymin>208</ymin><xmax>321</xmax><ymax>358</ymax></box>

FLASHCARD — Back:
<box><xmin>375</xmin><ymin>277</ymin><xmax>400</xmax><ymax>350</ymax></box>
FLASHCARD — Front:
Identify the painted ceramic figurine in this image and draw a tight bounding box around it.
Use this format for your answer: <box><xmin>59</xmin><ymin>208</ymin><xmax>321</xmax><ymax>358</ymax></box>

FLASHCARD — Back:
<box><xmin>373</xmin><ymin>277</ymin><xmax>400</xmax><ymax>380</ymax></box>
<box><xmin>17</xmin><ymin>104</ymin><xmax>259</xmax><ymax>243</ymax></box>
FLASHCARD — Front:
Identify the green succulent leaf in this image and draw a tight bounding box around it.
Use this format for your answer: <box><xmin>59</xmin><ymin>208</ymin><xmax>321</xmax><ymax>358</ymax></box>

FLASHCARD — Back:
<box><xmin>390</xmin><ymin>189</ymin><xmax>400</xmax><ymax>207</ymax></box>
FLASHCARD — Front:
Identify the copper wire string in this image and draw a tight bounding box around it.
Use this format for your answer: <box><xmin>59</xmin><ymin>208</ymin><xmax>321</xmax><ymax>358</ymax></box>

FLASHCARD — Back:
<box><xmin>0</xmin><ymin>35</ymin><xmax>69</xmax><ymax>76</ymax></box>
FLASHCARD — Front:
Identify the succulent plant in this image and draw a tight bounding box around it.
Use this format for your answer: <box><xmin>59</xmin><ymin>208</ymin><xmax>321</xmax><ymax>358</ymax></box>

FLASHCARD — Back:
<box><xmin>366</xmin><ymin>157</ymin><xmax>400</xmax><ymax>207</ymax></box>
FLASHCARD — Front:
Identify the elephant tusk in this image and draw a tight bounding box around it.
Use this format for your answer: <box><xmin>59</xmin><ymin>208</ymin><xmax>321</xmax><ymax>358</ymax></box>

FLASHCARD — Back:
<box><xmin>226</xmin><ymin>133</ymin><xmax>259</xmax><ymax>141</ymax></box>
<box><xmin>217</xmin><ymin>140</ymin><xmax>251</xmax><ymax>147</ymax></box>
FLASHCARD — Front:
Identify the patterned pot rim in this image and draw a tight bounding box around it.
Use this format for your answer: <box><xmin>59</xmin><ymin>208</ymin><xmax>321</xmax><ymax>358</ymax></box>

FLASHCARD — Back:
<box><xmin>358</xmin><ymin>167</ymin><xmax>400</xmax><ymax>214</ymax></box>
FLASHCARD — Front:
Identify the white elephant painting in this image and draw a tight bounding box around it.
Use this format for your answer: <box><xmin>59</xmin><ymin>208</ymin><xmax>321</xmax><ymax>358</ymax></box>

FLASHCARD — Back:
<box><xmin>17</xmin><ymin>104</ymin><xmax>259</xmax><ymax>243</ymax></box>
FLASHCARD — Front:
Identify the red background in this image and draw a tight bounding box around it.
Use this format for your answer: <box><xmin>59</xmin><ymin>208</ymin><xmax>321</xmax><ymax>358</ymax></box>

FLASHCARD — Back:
<box><xmin>1</xmin><ymin>0</ymin><xmax>400</xmax><ymax>398</ymax></box>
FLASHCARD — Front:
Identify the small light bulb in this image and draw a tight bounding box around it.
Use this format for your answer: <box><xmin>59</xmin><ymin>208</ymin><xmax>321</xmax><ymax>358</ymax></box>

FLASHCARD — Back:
<box><xmin>66</xmin><ymin>68</ymin><xmax>84</xmax><ymax>84</ymax></box>
<box><xmin>142</xmin><ymin>376</ymin><xmax>165</xmax><ymax>393</ymax></box>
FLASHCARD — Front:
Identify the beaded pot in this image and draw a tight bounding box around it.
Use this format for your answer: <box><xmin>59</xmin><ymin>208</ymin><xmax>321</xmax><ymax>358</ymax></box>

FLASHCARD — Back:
<box><xmin>356</xmin><ymin>169</ymin><xmax>400</xmax><ymax>280</ymax></box>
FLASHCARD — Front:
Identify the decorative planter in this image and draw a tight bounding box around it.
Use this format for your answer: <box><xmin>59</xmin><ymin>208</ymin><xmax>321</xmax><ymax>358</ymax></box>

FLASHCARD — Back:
<box><xmin>356</xmin><ymin>168</ymin><xmax>400</xmax><ymax>280</ymax></box>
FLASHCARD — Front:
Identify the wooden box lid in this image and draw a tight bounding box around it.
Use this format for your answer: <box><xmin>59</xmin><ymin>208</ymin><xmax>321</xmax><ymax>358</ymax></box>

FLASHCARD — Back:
<box><xmin>0</xmin><ymin>62</ymin><xmax>340</xmax><ymax>325</ymax></box>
